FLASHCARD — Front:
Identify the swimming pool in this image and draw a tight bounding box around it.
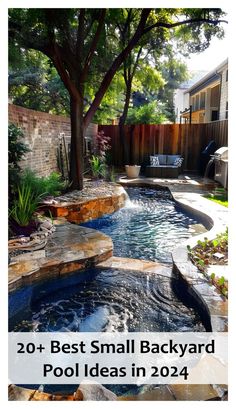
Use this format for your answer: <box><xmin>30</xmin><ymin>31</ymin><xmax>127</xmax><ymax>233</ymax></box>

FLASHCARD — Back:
<box><xmin>81</xmin><ymin>187</ymin><xmax>202</xmax><ymax>263</ymax></box>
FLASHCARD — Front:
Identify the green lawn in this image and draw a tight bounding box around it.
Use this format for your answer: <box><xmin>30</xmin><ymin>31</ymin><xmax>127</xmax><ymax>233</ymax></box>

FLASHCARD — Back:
<box><xmin>207</xmin><ymin>196</ymin><xmax>228</xmax><ymax>207</ymax></box>
<box><xmin>205</xmin><ymin>188</ymin><xmax>228</xmax><ymax>207</ymax></box>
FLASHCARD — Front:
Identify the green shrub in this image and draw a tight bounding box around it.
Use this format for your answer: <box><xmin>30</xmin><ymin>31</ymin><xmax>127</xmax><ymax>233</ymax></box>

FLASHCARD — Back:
<box><xmin>126</xmin><ymin>101</ymin><xmax>168</xmax><ymax>124</ymax></box>
<box><xmin>9</xmin><ymin>169</ymin><xmax>66</xmax><ymax>231</ymax></box>
<box><xmin>8</xmin><ymin>123</ymin><xmax>30</xmax><ymax>198</ymax></box>
<box><xmin>10</xmin><ymin>182</ymin><xmax>41</xmax><ymax>227</ymax></box>
<box><xmin>8</xmin><ymin>124</ymin><xmax>30</xmax><ymax>168</ymax></box>
<box><xmin>106</xmin><ymin>166</ymin><xmax>116</xmax><ymax>182</ymax></box>
<box><xmin>20</xmin><ymin>169</ymin><xmax>67</xmax><ymax>198</ymax></box>
<box><xmin>42</xmin><ymin>172</ymin><xmax>67</xmax><ymax>196</ymax></box>
<box><xmin>90</xmin><ymin>155</ymin><xmax>106</xmax><ymax>179</ymax></box>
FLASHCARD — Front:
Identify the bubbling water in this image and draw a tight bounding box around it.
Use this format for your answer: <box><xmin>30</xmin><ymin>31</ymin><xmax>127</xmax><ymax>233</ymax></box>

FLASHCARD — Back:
<box><xmin>82</xmin><ymin>187</ymin><xmax>202</xmax><ymax>263</ymax></box>
<box><xmin>11</xmin><ymin>269</ymin><xmax>205</xmax><ymax>333</ymax></box>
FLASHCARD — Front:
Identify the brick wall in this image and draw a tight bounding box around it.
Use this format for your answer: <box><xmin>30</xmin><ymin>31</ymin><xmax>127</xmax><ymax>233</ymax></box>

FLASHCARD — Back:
<box><xmin>8</xmin><ymin>104</ymin><xmax>98</xmax><ymax>177</ymax></box>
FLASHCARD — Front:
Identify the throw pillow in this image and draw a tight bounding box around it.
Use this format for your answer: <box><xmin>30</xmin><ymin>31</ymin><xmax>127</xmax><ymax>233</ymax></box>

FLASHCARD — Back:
<box><xmin>150</xmin><ymin>156</ymin><xmax>160</xmax><ymax>166</ymax></box>
<box><xmin>173</xmin><ymin>157</ymin><xmax>183</xmax><ymax>166</ymax></box>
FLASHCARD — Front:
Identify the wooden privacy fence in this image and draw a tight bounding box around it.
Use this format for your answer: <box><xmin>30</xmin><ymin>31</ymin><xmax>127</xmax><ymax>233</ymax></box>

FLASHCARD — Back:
<box><xmin>98</xmin><ymin>120</ymin><xmax>228</xmax><ymax>171</ymax></box>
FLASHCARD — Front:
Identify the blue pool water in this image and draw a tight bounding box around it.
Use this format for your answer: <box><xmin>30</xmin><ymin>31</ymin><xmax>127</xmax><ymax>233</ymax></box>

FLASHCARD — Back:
<box><xmin>82</xmin><ymin>187</ymin><xmax>201</xmax><ymax>263</ymax></box>
<box><xmin>10</xmin><ymin>268</ymin><xmax>204</xmax><ymax>333</ymax></box>
<box><xmin>10</xmin><ymin>267</ymin><xmax>205</xmax><ymax>396</ymax></box>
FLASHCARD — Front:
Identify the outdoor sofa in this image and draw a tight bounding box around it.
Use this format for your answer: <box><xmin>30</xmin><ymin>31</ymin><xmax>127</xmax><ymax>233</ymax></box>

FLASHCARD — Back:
<box><xmin>145</xmin><ymin>154</ymin><xmax>184</xmax><ymax>178</ymax></box>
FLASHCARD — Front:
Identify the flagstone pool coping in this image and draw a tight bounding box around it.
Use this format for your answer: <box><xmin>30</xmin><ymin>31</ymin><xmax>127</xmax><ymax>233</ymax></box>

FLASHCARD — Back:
<box><xmin>8</xmin><ymin>224</ymin><xmax>113</xmax><ymax>293</ymax></box>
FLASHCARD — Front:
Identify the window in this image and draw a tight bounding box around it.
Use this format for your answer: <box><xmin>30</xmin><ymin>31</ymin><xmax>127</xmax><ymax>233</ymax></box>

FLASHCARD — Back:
<box><xmin>199</xmin><ymin>113</ymin><xmax>205</xmax><ymax>123</ymax></box>
<box><xmin>200</xmin><ymin>92</ymin><xmax>206</xmax><ymax>109</ymax></box>
<box><xmin>225</xmin><ymin>101</ymin><xmax>228</xmax><ymax>119</ymax></box>
<box><xmin>191</xmin><ymin>97</ymin><xmax>195</xmax><ymax>111</ymax></box>
<box><xmin>226</xmin><ymin>69</ymin><xmax>228</xmax><ymax>82</ymax></box>
<box><xmin>195</xmin><ymin>94</ymin><xmax>199</xmax><ymax>110</ymax></box>
<box><xmin>210</xmin><ymin>85</ymin><xmax>220</xmax><ymax>108</ymax></box>
<box><xmin>211</xmin><ymin>110</ymin><xmax>219</xmax><ymax>121</ymax></box>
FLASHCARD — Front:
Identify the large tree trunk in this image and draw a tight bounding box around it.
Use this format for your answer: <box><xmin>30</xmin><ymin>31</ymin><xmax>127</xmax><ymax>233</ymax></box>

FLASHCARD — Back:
<box><xmin>69</xmin><ymin>96</ymin><xmax>84</xmax><ymax>190</ymax></box>
<box><xmin>119</xmin><ymin>80</ymin><xmax>132</xmax><ymax>164</ymax></box>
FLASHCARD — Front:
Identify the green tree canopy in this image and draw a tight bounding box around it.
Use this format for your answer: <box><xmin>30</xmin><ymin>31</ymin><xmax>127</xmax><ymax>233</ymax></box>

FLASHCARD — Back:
<box><xmin>9</xmin><ymin>50</ymin><xmax>70</xmax><ymax>115</ymax></box>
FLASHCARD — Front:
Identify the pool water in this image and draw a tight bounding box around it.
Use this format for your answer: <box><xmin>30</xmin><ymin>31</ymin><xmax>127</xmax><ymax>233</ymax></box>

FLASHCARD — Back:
<box><xmin>10</xmin><ymin>268</ymin><xmax>205</xmax><ymax>333</ymax></box>
<box><xmin>81</xmin><ymin>187</ymin><xmax>201</xmax><ymax>263</ymax></box>
<box><xmin>10</xmin><ymin>267</ymin><xmax>205</xmax><ymax>396</ymax></box>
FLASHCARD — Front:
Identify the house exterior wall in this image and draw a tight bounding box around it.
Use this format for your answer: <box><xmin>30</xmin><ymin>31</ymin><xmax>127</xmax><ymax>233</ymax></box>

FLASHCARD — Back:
<box><xmin>176</xmin><ymin>60</ymin><xmax>228</xmax><ymax>124</ymax></box>
<box><xmin>205</xmin><ymin>87</ymin><xmax>212</xmax><ymax>123</ymax></box>
<box><xmin>174</xmin><ymin>88</ymin><xmax>189</xmax><ymax>123</ymax></box>
<box><xmin>219</xmin><ymin>66</ymin><xmax>228</xmax><ymax>120</ymax></box>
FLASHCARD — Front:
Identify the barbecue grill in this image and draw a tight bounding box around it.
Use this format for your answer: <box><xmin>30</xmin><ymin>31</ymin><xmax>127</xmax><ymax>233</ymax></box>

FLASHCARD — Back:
<box><xmin>213</xmin><ymin>147</ymin><xmax>228</xmax><ymax>188</ymax></box>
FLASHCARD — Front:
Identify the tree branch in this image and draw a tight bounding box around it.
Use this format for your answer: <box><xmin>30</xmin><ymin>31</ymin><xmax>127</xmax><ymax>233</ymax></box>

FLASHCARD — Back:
<box><xmin>56</xmin><ymin>44</ymin><xmax>78</xmax><ymax>74</ymax></box>
<box><xmin>76</xmin><ymin>9</ymin><xmax>85</xmax><ymax>67</ymax></box>
<box><xmin>83</xmin><ymin>8</ymin><xmax>152</xmax><ymax>129</ymax></box>
<box><xmin>81</xmin><ymin>9</ymin><xmax>106</xmax><ymax>82</ymax></box>
<box><xmin>9</xmin><ymin>25</ymin><xmax>48</xmax><ymax>56</ymax></box>
<box><xmin>131</xmin><ymin>46</ymin><xmax>143</xmax><ymax>80</ymax></box>
<box><xmin>122</xmin><ymin>9</ymin><xmax>132</xmax><ymax>41</ymax></box>
<box><xmin>143</xmin><ymin>17</ymin><xmax>228</xmax><ymax>35</ymax></box>
<box><xmin>50</xmin><ymin>43</ymin><xmax>82</xmax><ymax>100</ymax></box>
<box><xmin>9</xmin><ymin>22</ymin><xmax>81</xmax><ymax>101</ymax></box>
<box><xmin>123</xmin><ymin>62</ymin><xmax>128</xmax><ymax>86</ymax></box>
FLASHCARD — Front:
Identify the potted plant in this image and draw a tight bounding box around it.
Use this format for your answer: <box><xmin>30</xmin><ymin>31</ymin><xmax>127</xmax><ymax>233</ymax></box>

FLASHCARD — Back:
<box><xmin>125</xmin><ymin>164</ymin><xmax>141</xmax><ymax>178</ymax></box>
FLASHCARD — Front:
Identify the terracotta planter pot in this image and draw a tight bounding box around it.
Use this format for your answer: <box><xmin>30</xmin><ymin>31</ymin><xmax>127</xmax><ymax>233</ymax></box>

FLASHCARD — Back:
<box><xmin>125</xmin><ymin>165</ymin><xmax>141</xmax><ymax>178</ymax></box>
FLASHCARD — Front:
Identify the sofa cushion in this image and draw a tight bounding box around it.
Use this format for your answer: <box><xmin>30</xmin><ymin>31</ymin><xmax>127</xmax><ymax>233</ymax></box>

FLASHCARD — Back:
<box><xmin>166</xmin><ymin>155</ymin><xmax>181</xmax><ymax>165</ymax></box>
<box><xmin>156</xmin><ymin>154</ymin><xmax>167</xmax><ymax>165</ymax></box>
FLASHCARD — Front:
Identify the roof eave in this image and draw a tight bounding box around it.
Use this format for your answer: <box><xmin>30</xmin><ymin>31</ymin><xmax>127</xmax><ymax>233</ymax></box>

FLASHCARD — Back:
<box><xmin>184</xmin><ymin>58</ymin><xmax>228</xmax><ymax>95</ymax></box>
